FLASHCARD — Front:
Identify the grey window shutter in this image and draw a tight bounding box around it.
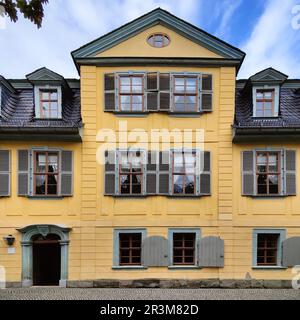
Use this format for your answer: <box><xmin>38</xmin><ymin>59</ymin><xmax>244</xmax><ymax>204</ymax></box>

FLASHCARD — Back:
<box><xmin>200</xmin><ymin>74</ymin><xmax>213</xmax><ymax>112</ymax></box>
<box><xmin>242</xmin><ymin>151</ymin><xmax>254</xmax><ymax>196</ymax></box>
<box><xmin>60</xmin><ymin>151</ymin><xmax>73</xmax><ymax>196</ymax></box>
<box><xmin>285</xmin><ymin>150</ymin><xmax>296</xmax><ymax>195</ymax></box>
<box><xmin>159</xmin><ymin>73</ymin><xmax>171</xmax><ymax>111</ymax></box>
<box><xmin>198</xmin><ymin>236</ymin><xmax>224</xmax><ymax>268</ymax></box>
<box><xmin>147</xmin><ymin>92</ymin><xmax>159</xmax><ymax>111</ymax></box>
<box><xmin>104</xmin><ymin>150</ymin><xmax>116</xmax><ymax>195</ymax></box>
<box><xmin>0</xmin><ymin>150</ymin><xmax>10</xmax><ymax>197</ymax></box>
<box><xmin>200</xmin><ymin>151</ymin><xmax>211</xmax><ymax>195</ymax></box>
<box><xmin>282</xmin><ymin>237</ymin><xmax>300</xmax><ymax>267</ymax></box>
<box><xmin>146</xmin><ymin>151</ymin><xmax>158</xmax><ymax>195</ymax></box>
<box><xmin>158</xmin><ymin>151</ymin><xmax>170</xmax><ymax>195</ymax></box>
<box><xmin>142</xmin><ymin>236</ymin><xmax>169</xmax><ymax>267</ymax></box>
<box><xmin>18</xmin><ymin>150</ymin><xmax>29</xmax><ymax>196</ymax></box>
<box><xmin>104</xmin><ymin>73</ymin><xmax>116</xmax><ymax>111</ymax></box>
<box><xmin>147</xmin><ymin>72</ymin><xmax>158</xmax><ymax>91</ymax></box>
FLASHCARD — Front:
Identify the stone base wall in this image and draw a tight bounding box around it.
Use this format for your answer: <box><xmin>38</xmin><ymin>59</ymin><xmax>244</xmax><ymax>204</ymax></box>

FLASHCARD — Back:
<box><xmin>65</xmin><ymin>279</ymin><xmax>293</xmax><ymax>289</ymax></box>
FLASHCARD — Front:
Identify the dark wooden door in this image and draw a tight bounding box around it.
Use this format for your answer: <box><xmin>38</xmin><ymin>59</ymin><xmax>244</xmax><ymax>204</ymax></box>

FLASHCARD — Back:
<box><xmin>33</xmin><ymin>235</ymin><xmax>61</xmax><ymax>286</ymax></box>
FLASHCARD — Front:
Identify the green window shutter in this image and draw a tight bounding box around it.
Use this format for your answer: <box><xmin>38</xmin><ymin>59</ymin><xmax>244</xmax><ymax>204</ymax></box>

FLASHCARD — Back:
<box><xmin>200</xmin><ymin>74</ymin><xmax>213</xmax><ymax>112</ymax></box>
<box><xmin>18</xmin><ymin>150</ymin><xmax>29</xmax><ymax>196</ymax></box>
<box><xmin>146</xmin><ymin>151</ymin><xmax>158</xmax><ymax>195</ymax></box>
<box><xmin>282</xmin><ymin>237</ymin><xmax>300</xmax><ymax>267</ymax></box>
<box><xmin>60</xmin><ymin>151</ymin><xmax>73</xmax><ymax>196</ymax></box>
<box><xmin>242</xmin><ymin>151</ymin><xmax>254</xmax><ymax>196</ymax></box>
<box><xmin>285</xmin><ymin>150</ymin><xmax>296</xmax><ymax>196</ymax></box>
<box><xmin>158</xmin><ymin>151</ymin><xmax>170</xmax><ymax>195</ymax></box>
<box><xmin>200</xmin><ymin>151</ymin><xmax>211</xmax><ymax>195</ymax></box>
<box><xmin>159</xmin><ymin>73</ymin><xmax>171</xmax><ymax>111</ymax></box>
<box><xmin>0</xmin><ymin>150</ymin><xmax>10</xmax><ymax>197</ymax></box>
<box><xmin>142</xmin><ymin>236</ymin><xmax>169</xmax><ymax>267</ymax></box>
<box><xmin>104</xmin><ymin>150</ymin><xmax>116</xmax><ymax>195</ymax></box>
<box><xmin>104</xmin><ymin>73</ymin><xmax>116</xmax><ymax>111</ymax></box>
<box><xmin>198</xmin><ymin>236</ymin><xmax>224</xmax><ymax>268</ymax></box>
<box><xmin>146</xmin><ymin>72</ymin><xmax>159</xmax><ymax>111</ymax></box>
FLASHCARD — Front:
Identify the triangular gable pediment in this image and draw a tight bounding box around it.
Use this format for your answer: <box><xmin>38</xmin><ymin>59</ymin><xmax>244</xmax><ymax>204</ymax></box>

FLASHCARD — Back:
<box><xmin>72</xmin><ymin>8</ymin><xmax>245</xmax><ymax>61</ymax></box>
<box><xmin>250</xmin><ymin>68</ymin><xmax>288</xmax><ymax>83</ymax></box>
<box><xmin>26</xmin><ymin>67</ymin><xmax>65</xmax><ymax>82</ymax></box>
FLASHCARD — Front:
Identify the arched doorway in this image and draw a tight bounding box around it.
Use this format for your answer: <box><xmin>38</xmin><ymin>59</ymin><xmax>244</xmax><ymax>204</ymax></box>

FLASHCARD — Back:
<box><xmin>32</xmin><ymin>234</ymin><xmax>61</xmax><ymax>286</ymax></box>
<box><xmin>17</xmin><ymin>224</ymin><xmax>71</xmax><ymax>287</ymax></box>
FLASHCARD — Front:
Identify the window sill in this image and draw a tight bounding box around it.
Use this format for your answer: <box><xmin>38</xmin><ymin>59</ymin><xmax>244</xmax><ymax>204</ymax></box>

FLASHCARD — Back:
<box><xmin>27</xmin><ymin>196</ymin><xmax>64</xmax><ymax>200</ymax></box>
<box><xmin>168</xmin><ymin>112</ymin><xmax>202</xmax><ymax>118</ymax></box>
<box><xmin>34</xmin><ymin>118</ymin><xmax>63</xmax><ymax>120</ymax></box>
<box><xmin>250</xmin><ymin>195</ymin><xmax>289</xmax><ymax>199</ymax></box>
<box><xmin>112</xmin><ymin>266</ymin><xmax>147</xmax><ymax>270</ymax></box>
<box><xmin>113</xmin><ymin>112</ymin><xmax>149</xmax><ymax>117</ymax></box>
<box><xmin>252</xmin><ymin>266</ymin><xmax>287</xmax><ymax>270</ymax></box>
<box><xmin>167</xmin><ymin>195</ymin><xmax>203</xmax><ymax>199</ymax></box>
<box><xmin>168</xmin><ymin>266</ymin><xmax>200</xmax><ymax>270</ymax></box>
<box><xmin>111</xmin><ymin>195</ymin><xmax>148</xmax><ymax>199</ymax></box>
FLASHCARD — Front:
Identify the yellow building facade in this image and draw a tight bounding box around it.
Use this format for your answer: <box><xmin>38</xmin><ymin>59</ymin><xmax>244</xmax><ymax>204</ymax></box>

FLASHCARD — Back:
<box><xmin>0</xmin><ymin>9</ymin><xmax>299</xmax><ymax>288</ymax></box>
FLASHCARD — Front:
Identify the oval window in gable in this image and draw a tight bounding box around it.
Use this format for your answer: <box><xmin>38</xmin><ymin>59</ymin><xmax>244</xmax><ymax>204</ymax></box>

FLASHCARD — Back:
<box><xmin>147</xmin><ymin>33</ymin><xmax>170</xmax><ymax>48</ymax></box>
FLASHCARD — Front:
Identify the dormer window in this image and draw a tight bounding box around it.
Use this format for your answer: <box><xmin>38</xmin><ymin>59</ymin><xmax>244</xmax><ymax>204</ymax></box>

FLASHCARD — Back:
<box><xmin>34</xmin><ymin>86</ymin><xmax>62</xmax><ymax>119</ymax></box>
<box><xmin>253</xmin><ymin>86</ymin><xmax>279</xmax><ymax>118</ymax></box>
<box><xmin>255</xmin><ymin>89</ymin><xmax>275</xmax><ymax>117</ymax></box>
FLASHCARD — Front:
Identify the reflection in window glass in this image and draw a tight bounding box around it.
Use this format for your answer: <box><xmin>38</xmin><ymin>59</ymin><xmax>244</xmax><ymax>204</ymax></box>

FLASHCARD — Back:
<box><xmin>119</xmin><ymin>76</ymin><xmax>144</xmax><ymax>112</ymax></box>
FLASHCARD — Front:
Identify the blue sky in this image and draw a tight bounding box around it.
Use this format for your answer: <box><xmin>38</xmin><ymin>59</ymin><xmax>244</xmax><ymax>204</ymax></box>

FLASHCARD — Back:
<box><xmin>0</xmin><ymin>0</ymin><xmax>300</xmax><ymax>79</ymax></box>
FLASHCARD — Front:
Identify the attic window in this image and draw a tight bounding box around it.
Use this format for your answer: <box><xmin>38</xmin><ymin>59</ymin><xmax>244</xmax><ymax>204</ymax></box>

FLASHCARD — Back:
<box><xmin>147</xmin><ymin>33</ymin><xmax>170</xmax><ymax>48</ymax></box>
<box><xmin>34</xmin><ymin>86</ymin><xmax>62</xmax><ymax>119</ymax></box>
<box><xmin>253</xmin><ymin>86</ymin><xmax>279</xmax><ymax>118</ymax></box>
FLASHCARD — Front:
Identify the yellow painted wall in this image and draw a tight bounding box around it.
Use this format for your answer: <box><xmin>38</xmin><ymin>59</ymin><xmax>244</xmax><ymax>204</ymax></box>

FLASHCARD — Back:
<box><xmin>96</xmin><ymin>24</ymin><xmax>222</xmax><ymax>58</ymax></box>
<box><xmin>1</xmin><ymin>24</ymin><xmax>298</xmax><ymax>285</ymax></box>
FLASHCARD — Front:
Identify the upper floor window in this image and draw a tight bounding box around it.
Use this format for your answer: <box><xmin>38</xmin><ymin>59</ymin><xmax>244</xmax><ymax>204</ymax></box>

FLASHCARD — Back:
<box><xmin>256</xmin><ymin>151</ymin><xmax>280</xmax><ymax>195</ymax></box>
<box><xmin>34</xmin><ymin>86</ymin><xmax>62</xmax><ymax>119</ymax></box>
<box><xmin>172</xmin><ymin>151</ymin><xmax>196</xmax><ymax>195</ymax></box>
<box><xmin>147</xmin><ymin>33</ymin><xmax>170</xmax><ymax>48</ymax></box>
<box><xmin>119</xmin><ymin>150</ymin><xmax>144</xmax><ymax>195</ymax></box>
<box><xmin>119</xmin><ymin>75</ymin><xmax>144</xmax><ymax>112</ymax></box>
<box><xmin>255</xmin><ymin>89</ymin><xmax>275</xmax><ymax>117</ymax></box>
<box><xmin>173</xmin><ymin>76</ymin><xmax>198</xmax><ymax>112</ymax></box>
<box><xmin>34</xmin><ymin>151</ymin><xmax>59</xmax><ymax>196</ymax></box>
<box><xmin>253</xmin><ymin>86</ymin><xmax>279</xmax><ymax>118</ymax></box>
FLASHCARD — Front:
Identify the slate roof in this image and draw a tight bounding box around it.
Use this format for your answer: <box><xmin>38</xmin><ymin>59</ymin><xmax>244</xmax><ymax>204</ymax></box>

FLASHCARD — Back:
<box><xmin>234</xmin><ymin>80</ymin><xmax>300</xmax><ymax>129</ymax></box>
<box><xmin>0</xmin><ymin>78</ymin><xmax>82</xmax><ymax>129</ymax></box>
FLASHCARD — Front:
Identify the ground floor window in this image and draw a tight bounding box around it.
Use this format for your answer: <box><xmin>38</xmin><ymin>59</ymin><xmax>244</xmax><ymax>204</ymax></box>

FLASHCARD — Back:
<box><xmin>253</xmin><ymin>229</ymin><xmax>286</xmax><ymax>267</ymax></box>
<box><xmin>173</xmin><ymin>233</ymin><xmax>196</xmax><ymax>265</ymax></box>
<box><xmin>119</xmin><ymin>233</ymin><xmax>142</xmax><ymax>266</ymax></box>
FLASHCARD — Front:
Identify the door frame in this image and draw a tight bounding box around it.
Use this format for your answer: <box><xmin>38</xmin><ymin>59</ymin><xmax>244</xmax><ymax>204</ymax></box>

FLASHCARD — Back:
<box><xmin>17</xmin><ymin>224</ymin><xmax>71</xmax><ymax>288</ymax></box>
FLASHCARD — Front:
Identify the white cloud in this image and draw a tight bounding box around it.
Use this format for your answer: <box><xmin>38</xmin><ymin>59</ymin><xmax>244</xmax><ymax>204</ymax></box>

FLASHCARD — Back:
<box><xmin>239</xmin><ymin>0</ymin><xmax>300</xmax><ymax>78</ymax></box>
<box><xmin>215</xmin><ymin>0</ymin><xmax>242</xmax><ymax>39</ymax></box>
<box><xmin>0</xmin><ymin>0</ymin><xmax>201</xmax><ymax>79</ymax></box>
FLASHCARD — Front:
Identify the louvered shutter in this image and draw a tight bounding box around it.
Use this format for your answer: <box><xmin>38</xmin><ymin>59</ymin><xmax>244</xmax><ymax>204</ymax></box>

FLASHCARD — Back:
<box><xmin>200</xmin><ymin>74</ymin><xmax>213</xmax><ymax>112</ymax></box>
<box><xmin>146</xmin><ymin>72</ymin><xmax>159</xmax><ymax>112</ymax></box>
<box><xmin>0</xmin><ymin>150</ymin><xmax>10</xmax><ymax>197</ymax></box>
<box><xmin>159</xmin><ymin>73</ymin><xmax>171</xmax><ymax>111</ymax></box>
<box><xmin>104</xmin><ymin>73</ymin><xmax>116</xmax><ymax>111</ymax></box>
<box><xmin>142</xmin><ymin>236</ymin><xmax>169</xmax><ymax>267</ymax></box>
<box><xmin>282</xmin><ymin>237</ymin><xmax>300</xmax><ymax>267</ymax></box>
<box><xmin>285</xmin><ymin>150</ymin><xmax>296</xmax><ymax>195</ymax></box>
<box><xmin>158</xmin><ymin>151</ymin><xmax>170</xmax><ymax>194</ymax></box>
<box><xmin>18</xmin><ymin>150</ymin><xmax>29</xmax><ymax>196</ymax></box>
<box><xmin>104</xmin><ymin>150</ymin><xmax>116</xmax><ymax>195</ymax></box>
<box><xmin>242</xmin><ymin>151</ymin><xmax>254</xmax><ymax>195</ymax></box>
<box><xmin>146</xmin><ymin>151</ymin><xmax>158</xmax><ymax>195</ymax></box>
<box><xmin>198</xmin><ymin>236</ymin><xmax>224</xmax><ymax>268</ymax></box>
<box><xmin>200</xmin><ymin>151</ymin><xmax>211</xmax><ymax>195</ymax></box>
<box><xmin>60</xmin><ymin>151</ymin><xmax>73</xmax><ymax>196</ymax></box>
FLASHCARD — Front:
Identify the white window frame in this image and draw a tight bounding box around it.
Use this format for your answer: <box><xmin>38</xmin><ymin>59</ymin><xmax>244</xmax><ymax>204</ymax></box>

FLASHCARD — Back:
<box><xmin>252</xmin><ymin>85</ymin><xmax>280</xmax><ymax>118</ymax></box>
<box><xmin>34</xmin><ymin>85</ymin><xmax>62</xmax><ymax>119</ymax></box>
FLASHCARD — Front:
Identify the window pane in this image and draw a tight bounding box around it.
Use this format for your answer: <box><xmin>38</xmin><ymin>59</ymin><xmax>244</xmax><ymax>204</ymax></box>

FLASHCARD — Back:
<box><xmin>174</xmin><ymin>175</ymin><xmax>184</xmax><ymax>194</ymax></box>
<box><xmin>131</xmin><ymin>174</ymin><xmax>142</xmax><ymax>194</ymax></box>
<box><xmin>120</xmin><ymin>96</ymin><xmax>131</xmax><ymax>111</ymax></box>
<box><xmin>256</xmin><ymin>101</ymin><xmax>263</xmax><ymax>112</ymax></box>
<box><xmin>132</xmin><ymin>103</ymin><xmax>143</xmax><ymax>111</ymax></box>
<box><xmin>269</xmin><ymin>175</ymin><xmax>279</xmax><ymax>194</ymax></box>
<box><xmin>47</xmin><ymin>175</ymin><xmax>58</xmax><ymax>195</ymax></box>
<box><xmin>257</xmin><ymin>174</ymin><xmax>267</xmax><ymax>194</ymax></box>
<box><xmin>120</xmin><ymin>175</ymin><xmax>131</xmax><ymax>194</ymax></box>
<box><xmin>256</xmin><ymin>91</ymin><xmax>264</xmax><ymax>99</ymax></box>
<box><xmin>120</xmin><ymin>77</ymin><xmax>130</xmax><ymax>86</ymax></box>
<box><xmin>50</xmin><ymin>102</ymin><xmax>59</xmax><ymax>118</ymax></box>
<box><xmin>36</xmin><ymin>154</ymin><xmax>46</xmax><ymax>172</ymax></box>
<box><xmin>185</xmin><ymin>175</ymin><xmax>195</xmax><ymax>194</ymax></box>
<box><xmin>41</xmin><ymin>91</ymin><xmax>50</xmax><ymax>100</ymax></box>
<box><xmin>174</xmin><ymin>153</ymin><xmax>184</xmax><ymax>173</ymax></box>
<box><xmin>264</xmin><ymin>91</ymin><xmax>273</xmax><ymax>99</ymax></box>
<box><xmin>35</xmin><ymin>175</ymin><xmax>46</xmax><ymax>195</ymax></box>
<box><xmin>50</xmin><ymin>90</ymin><xmax>58</xmax><ymax>100</ymax></box>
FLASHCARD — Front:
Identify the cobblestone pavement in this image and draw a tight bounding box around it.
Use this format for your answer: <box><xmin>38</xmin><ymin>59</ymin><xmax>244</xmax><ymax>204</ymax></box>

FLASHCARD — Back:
<box><xmin>0</xmin><ymin>288</ymin><xmax>299</xmax><ymax>300</ymax></box>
